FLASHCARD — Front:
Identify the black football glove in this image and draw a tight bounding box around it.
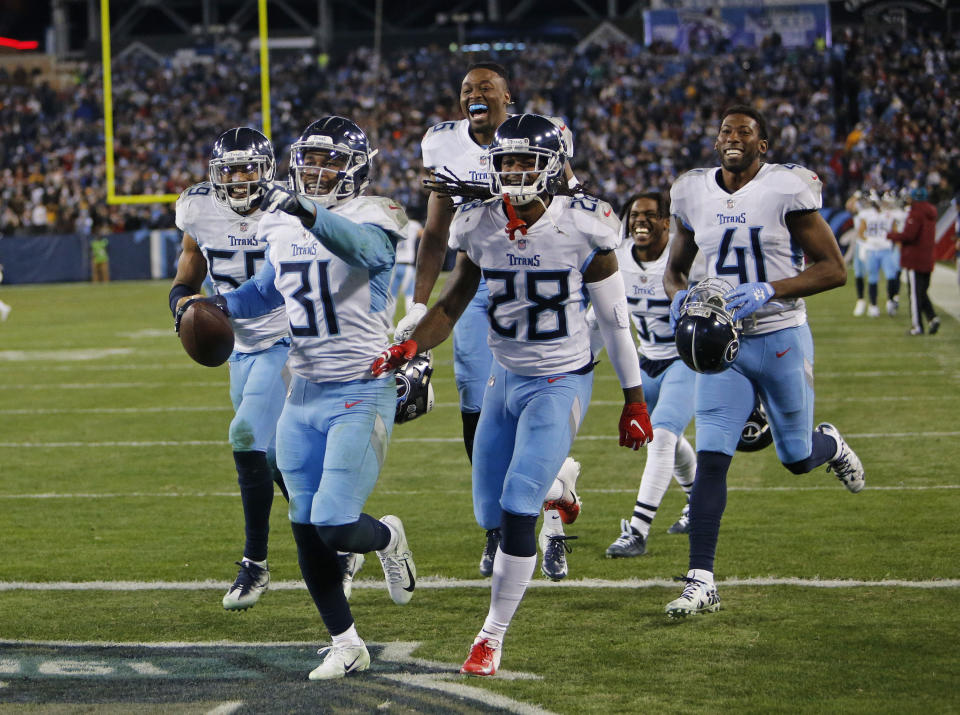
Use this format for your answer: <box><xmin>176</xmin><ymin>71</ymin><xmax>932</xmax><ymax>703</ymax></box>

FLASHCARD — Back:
<box><xmin>258</xmin><ymin>180</ymin><xmax>316</xmax><ymax>222</ymax></box>
<box><xmin>175</xmin><ymin>294</ymin><xmax>230</xmax><ymax>335</ymax></box>
<box><xmin>421</xmin><ymin>166</ymin><xmax>491</xmax><ymax>201</ymax></box>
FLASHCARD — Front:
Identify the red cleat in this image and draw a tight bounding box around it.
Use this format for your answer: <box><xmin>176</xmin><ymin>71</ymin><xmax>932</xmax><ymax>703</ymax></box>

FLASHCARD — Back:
<box><xmin>543</xmin><ymin>457</ymin><xmax>582</xmax><ymax>524</ymax></box>
<box><xmin>459</xmin><ymin>637</ymin><xmax>502</xmax><ymax>676</ymax></box>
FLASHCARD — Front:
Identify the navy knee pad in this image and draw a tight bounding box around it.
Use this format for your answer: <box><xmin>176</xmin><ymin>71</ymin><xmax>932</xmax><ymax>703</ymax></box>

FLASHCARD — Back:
<box><xmin>500</xmin><ymin>511</ymin><xmax>538</xmax><ymax>557</ymax></box>
<box><xmin>315</xmin><ymin>514</ymin><xmax>390</xmax><ymax>554</ymax></box>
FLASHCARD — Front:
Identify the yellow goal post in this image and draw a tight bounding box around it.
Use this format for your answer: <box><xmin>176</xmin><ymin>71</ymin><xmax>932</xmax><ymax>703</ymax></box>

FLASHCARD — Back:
<box><xmin>100</xmin><ymin>0</ymin><xmax>273</xmax><ymax>204</ymax></box>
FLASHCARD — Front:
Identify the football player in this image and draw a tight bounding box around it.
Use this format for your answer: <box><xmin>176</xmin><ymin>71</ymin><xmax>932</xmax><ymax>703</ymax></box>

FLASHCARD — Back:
<box><xmin>397</xmin><ymin>61</ymin><xmax>583</xmax><ymax>580</ymax></box>
<box><xmin>857</xmin><ymin>191</ymin><xmax>901</xmax><ymax>317</ymax></box>
<box><xmin>845</xmin><ymin>190</ymin><xmax>870</xmax><ymax>316</ymax></box>
<box><xmin>663</xmin><ymin>105</ymin><xmax>865</xmax><ymax>618</ymax></box>
<box><xmin>372</xmin><ymin>114</ymin><xmax>653</xmax><ymax>676</ymax></box>
<box><xmin>169</xmin><ymin>127</ymin><xmax>291</xmax><ymax>612</ymax></box>
<box><xmin>595</xmin><ymin>191</ymin><xmax>697</xmax><ymax>558</ymax></box>
<box><xmin>183</xmin><ymin>116</ymin><xmax>414</xmax><ymax>680</ymax></box>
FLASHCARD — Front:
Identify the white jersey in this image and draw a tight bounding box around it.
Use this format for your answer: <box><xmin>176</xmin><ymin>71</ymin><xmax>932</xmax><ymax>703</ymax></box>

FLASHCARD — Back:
<box><xmin>615</xmin><ymin>240</ymin><xmax>677</xmax><ymax>361</ymax></box>
<box><xmin>858</xmin><ymin>207</ymin><xmax>896</xmax><ymax>251</ymax></box>
<box><xmin>258</xmin><ymin>195</ymin><xmax>408</xmax><ymax>383</ymax></box>
<box><xmin>671</xmin><ymin>162</ymin><xmax>822</xmax><ymax>335</ymax></box>
<box><xmin>421</xmin><ymin>116</ymin><xmax>574</xmax><ymax>202</ymax></box>
<box><xmin>175</xmin><ymin>182</ymin><xmax>288</xmax><ymax>353</ymax></box>
<box><xmin>396</xmin><ymin>219</ymin><xmax>421</xmax><ymax>264</ymax></box>
<box><xmin>450</xmin><ymin>194</ymin><xmax>619</xmax><ymax>375</ymax></box>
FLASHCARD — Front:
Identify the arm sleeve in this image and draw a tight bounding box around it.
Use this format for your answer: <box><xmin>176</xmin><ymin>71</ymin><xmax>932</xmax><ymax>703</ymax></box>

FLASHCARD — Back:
<box><xmin>587</xmin><ymin>271</ymin><xmax>643</xmax><ymax>390</ymax></box>
<box><xmin>306</xmin><ymin>203</ymin><xmax>397</xmax><ymax>269</ymax></box>
<box><xmin>223</xmin><ymin>258</ymin><xmax>284</xmax><ymax>318</ymax></box>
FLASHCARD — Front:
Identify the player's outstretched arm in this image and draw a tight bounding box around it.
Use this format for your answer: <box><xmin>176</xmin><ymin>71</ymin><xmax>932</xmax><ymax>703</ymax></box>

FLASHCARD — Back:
<box><xmin>222</xmin><ymin>256</ymin><xmax>284</xmax><ymax>319</ymax></box>
<box><xmin>168</xmin><ymin>233</ymin><xmax>208</xmax><ymax>318</ymax></box>
<box><xmin>773</xmin><ymin>210</ymin><xmax>847</xmax><ymax>299</ymax></box>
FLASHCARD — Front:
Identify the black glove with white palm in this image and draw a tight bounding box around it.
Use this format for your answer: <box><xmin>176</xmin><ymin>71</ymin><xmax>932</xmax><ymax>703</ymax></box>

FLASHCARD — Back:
<box><xmin>421</xmin><ymin>166</ymin><xmax>491</xmax><ymax>201</ymax></box>
<box><xmin>258</xmin><ymin>180</ymin><xmax>317</xmax><ymax>224</ymax></box>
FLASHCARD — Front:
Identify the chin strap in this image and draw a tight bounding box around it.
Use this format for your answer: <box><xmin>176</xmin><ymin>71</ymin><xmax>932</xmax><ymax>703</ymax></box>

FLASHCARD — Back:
<box><xmin>502</xmin><ymin>193</ymin><xmax>528</xmax><ymax>241</ymax></box>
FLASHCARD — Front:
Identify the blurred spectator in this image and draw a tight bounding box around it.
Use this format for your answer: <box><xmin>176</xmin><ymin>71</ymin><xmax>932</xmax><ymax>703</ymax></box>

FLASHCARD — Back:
<box><xmin>889</xmin><ymin>187</ymin><xmax>939</xmax><ymax>335</ymax></box>
<box><xmin>0</xmin><ymin>28</ymin><xmax>957</xmax><ymax>236</ymax></box>
<box><xmin>90</xmin><ymin>235</ymin><xmax>110</xmax><ymax>282</ymax></box>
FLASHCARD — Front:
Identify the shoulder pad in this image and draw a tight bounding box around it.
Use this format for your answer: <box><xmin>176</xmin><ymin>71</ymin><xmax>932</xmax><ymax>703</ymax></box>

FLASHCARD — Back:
<box><xmin>356</xmin><ymin>195</ymin><xmax>410</xmax><ymax>234</ymax></box>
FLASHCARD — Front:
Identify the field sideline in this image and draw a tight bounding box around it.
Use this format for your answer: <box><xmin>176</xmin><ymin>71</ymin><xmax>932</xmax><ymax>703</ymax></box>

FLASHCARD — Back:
<box><xmin>0</xmin><ymin>278</ymin><xmax>958</xmax><ymax>713</ymax></box>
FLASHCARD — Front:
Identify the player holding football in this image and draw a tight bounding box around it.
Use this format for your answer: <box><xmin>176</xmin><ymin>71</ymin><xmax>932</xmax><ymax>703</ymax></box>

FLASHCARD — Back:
<box><xmin>399</xmin><ymin>62</ymin><xmax>583</xmax><ymax>580</ymax></box>
<box><xmin>597</xmin><ymin>191</ymin><xmax>697</xmax><ymax>558</ymax></box>
<box><xmin>372</xmin><ymin>114</ymin><xmax>653</xmax><ymax>676</ymax></box>
<box><xmin>169</xmin><ymin>127</ymin><xmax>291</xmax><ymax>612</ymax></box>
<box><xmin>180</xmin><ymin>116</ymin><xmax>415</xmax><ymax>680</ymax></box>
<box><xmin>662</xmin><ymin>105</ymin><xmax>865</xmax><ymax>618</ymax></box>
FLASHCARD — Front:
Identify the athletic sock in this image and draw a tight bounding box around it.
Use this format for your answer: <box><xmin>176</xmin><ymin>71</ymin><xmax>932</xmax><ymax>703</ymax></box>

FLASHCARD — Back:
<box><xmin>629</xmin><ymin>427</ymin><xmax>679</xmax><ymax>538</ymax></box>
<box><xmin>479</xmin><ymin>549</ymin><xmax>536</xmax><ymax>642</ymax></box>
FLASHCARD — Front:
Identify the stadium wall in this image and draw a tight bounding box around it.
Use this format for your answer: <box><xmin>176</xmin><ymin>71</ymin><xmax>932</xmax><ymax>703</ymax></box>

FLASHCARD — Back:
<box><xmin>0</xmin><ymin>230</ymin><xmax>181</xmax><ymax>285</ymax></box>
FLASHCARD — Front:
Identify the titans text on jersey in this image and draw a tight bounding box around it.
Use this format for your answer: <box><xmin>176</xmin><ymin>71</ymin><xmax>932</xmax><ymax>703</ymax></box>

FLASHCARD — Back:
<box><xmin>176</xmin><ymin>182</ymin><xmax>288</xmax><ymax>353</ymax></box>
<box><xmin>670</xmin><ymin>163</ymin><xmax>822</xmax><ymax>335</ymax></box>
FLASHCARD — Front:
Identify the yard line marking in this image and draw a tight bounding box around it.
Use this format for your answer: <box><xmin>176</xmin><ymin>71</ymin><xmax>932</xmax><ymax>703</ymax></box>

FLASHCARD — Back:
<box><xmin>0</xmin><ymin>406</ymin><xmax>231</xmax><ymax>416</ymax></box>
<box><xmin>0</xmin><ymin>395</ymin><xmax>942</xmax><ymax>415</ymax></box>
<box><xmin>206</xmin><ymin>704</ymin><xmax>244</xmax><ymax>715</ymax></box>
<box><xmin>590</xmin><ymin>370</ymin><xmax>954</xmax><ymax>380</ymax></box>
<box><xmin>0</xmin><ymin>484</ymin><xmax>956</xmax><ymax>500</ymax></box>
<box><xmin>3</xmin><ymin>431</ymin><xmax>960</xmax><ymax>448</ymax></box>
<box><xmin>0</xmin><ymin>348</ymin><xmax>135</xmax><ymax>362</ymax></box>
<box><xmin>0</xmin><ymin>577</ymin><xmax>956</xmax><ymax>591</ymax></box>
<box><xmin>0</xmin><ymin>407</ymin><xmax>229</xmax><ymax>416</ymax></box>
<box><xmin>0</xmin><ymin>382</ymin><xmax>224</xmax><ymax>390</ymax></box>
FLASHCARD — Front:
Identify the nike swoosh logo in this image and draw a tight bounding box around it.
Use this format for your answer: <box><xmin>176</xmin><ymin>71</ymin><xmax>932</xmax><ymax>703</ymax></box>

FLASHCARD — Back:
<box><xmin>630</xmin><ymin>419</ymin><xmax>643</xmax><ymax>432</ymax></box>
<box><xmin>388</xmin><ymin>205</ymin><xmax>399</xmax><ymax>210</ymax></box>
<box><xmin>345</xmin><ymin>400</ymin><xmax>362</xmax><ymax>408</ymax></box>
<box><xmin>776</xmin><ymin>348</ymin><xmax>791</xmax><ymax>358</ymax></box>
<box><xmin>603</xmin><ymin>208</ymin><xmax>612</xmax><ymax>217</ymax></box>
<box><xmin>402</xmin><ymin>560</ymin><xmax>416</xmax><ymax>592</ymax></box>
<box><xmin>547</xmin><ymin>377</ymin><xmax>566</xmax><ymax>383</ymax></box>
<box><xmin>344</xmin><ymin>655</ymin><xmax>361</xmax><ymax>671</ymax></box>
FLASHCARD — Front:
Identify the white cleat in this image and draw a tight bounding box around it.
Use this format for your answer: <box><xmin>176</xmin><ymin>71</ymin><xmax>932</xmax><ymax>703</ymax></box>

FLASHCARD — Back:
<box><xmin>852</xmin><ymin>299</ymin><xmax>866</xmax><ymax>317</ymax></box>
<box><xmin>222</xmin><ymin>559</ymin><xmax>269</xmax><ymax>611</ymax></box>
<box><xmin>308</xmin><ymin>642</ymin><xmax>370</xmax><ymax>680</ymax></box>
<box><xmin>543</xmin><ymin>457</ymin><xmax>582</xmax><ymax>524</ymax></box>
<box><xmin>377</xmin><ymin>515</ymin><xmax>416</xmax><ymax>605</ymax></box>
<box><xmin>867</xmin><ymin>304</ymin><xmax>880</xmax><ymax>318</ymax></box>
<box><xmin>339</xmin><ymin>552</ymin><xmax>365</xmax><ymax>601</ymax></box>
<box><xmin>665</xmin><ymin>577</ymin><xmax>721</xmax><ymax>619</ymax></box>
<box><xmin>818</xmin><ymin>423</ymin><xmax>865</xmax><ymax>493</ymax></box>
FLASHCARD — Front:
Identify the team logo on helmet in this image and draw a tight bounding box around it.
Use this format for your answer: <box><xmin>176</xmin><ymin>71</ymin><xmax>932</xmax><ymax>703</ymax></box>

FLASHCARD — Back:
<box><xmin>674</xmin><ymin>278</ymin><xmax>742</xmax><ymax>374</ymax></box>
<box><xmin>395</xmin><ymin>352</ymin><xmax>435</xmax><ymax>424</ymax></box>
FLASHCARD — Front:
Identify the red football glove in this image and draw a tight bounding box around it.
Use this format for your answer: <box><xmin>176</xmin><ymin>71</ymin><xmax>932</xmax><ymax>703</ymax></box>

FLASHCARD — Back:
<box><xmin>619</xmin><ymin>401</ymin><xmax>653</xmax><ymax>450</ymax></box>
<box><xmin>371</xmin><ymin>339</ymin><xmax>418</xmax><ymax>376</ymax></box>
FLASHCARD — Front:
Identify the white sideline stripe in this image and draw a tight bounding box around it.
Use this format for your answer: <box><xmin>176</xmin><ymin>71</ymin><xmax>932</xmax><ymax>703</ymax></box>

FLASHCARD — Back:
<box><xmin>0</xmin><ymin>382</ymin><xmax>224</xmax><ymax>390</ymax></box>
<box><xmin>0</xmin><ymin>394</ymin><xmax>944</xmax><ymax>416</ymax></box>
<box><xmin>1</xmin><ymin>577</ymin><xmax>957</xmax><ymax>591</ymax></box>
<box><xmin>0</xmin><ymin>368</ymin><xmax>951</xmax><ymax>390</ymax></box>
<box><xmin>2</xmin><ymin>431</ymin><xmax>960</xmax><ymax>448</ymax></box>
<box><xmin>0</xmin><ymin>406</ymin><xmax>231</xmax><ymax>415</ymax></box>
<box><xmin>0</xmin><ymin>484</ymin><xmax>957</xmax><ymax>500</ymax></box>
<box><xmin>206</xmin><ymin>703</ymin><xmax>244</xmax><ymax>715</ymax></box>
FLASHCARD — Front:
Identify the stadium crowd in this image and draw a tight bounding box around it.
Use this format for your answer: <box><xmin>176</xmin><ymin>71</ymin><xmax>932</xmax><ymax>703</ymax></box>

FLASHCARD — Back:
<box><xmin>0</xmin><ymin>26</ymin><xmax>958</xmax><ymax>237</ymax></box>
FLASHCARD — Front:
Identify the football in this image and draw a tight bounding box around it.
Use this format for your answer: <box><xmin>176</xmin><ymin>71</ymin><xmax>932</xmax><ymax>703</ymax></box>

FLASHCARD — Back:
<box><xmin>179</xmin><ymin>301</ymin><xmax>234</xmax><ymax>367</ymax></box>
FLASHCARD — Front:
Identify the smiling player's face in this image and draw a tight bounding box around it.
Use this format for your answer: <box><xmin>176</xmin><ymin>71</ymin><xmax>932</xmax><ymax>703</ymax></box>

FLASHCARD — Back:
<box><xmin>460</xmin><ymin>69</ymin><xmax>510</xmax><ymax>135</ymax></box>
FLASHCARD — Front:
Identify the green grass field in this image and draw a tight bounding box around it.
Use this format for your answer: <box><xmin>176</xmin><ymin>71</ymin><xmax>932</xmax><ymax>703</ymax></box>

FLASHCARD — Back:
<box><xmin>1</xmin><ymin>278</ymin><xmax>958</xmax><ymax>713</ymax></box>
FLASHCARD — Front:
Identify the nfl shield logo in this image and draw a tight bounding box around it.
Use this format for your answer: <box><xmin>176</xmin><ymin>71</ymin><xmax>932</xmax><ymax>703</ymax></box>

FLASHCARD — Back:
<box><xmin>517</xmin><ymin>238</ymin><xmax>528</xmax><ymax>250</ymax></box>
<box><xmin>239</xmin><ymin>222</ymin><xmax>248</xmax><ymax>233</ymax></box>
<box><xmin>640</xmin><ymin>276</ymin><xmax>648</xmax><ymax>283</ymax></box>
<box><xmin>726</xmin><ymin>199</ymin><xmax>735</xmax><ymax>209</ymax></box>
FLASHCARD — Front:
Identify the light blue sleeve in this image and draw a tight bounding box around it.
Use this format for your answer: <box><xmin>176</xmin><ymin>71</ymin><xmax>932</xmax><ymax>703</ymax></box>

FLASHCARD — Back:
<box><xmin>224</xmin><ymin>255</ymin><xmax>284</xmax><ymax>318</ymax></box>
<box><xmin>306</xmin><ymin>202</ymin><xmax>397</xmax><ymax>270</ymax></box>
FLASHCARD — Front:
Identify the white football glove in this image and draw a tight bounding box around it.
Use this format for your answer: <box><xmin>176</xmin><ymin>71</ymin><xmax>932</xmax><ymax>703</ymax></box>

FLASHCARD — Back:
<box><xmin>395</xmin><ymin>302</ymin><xmax>428</xmax><ymax>341</ymax></box>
